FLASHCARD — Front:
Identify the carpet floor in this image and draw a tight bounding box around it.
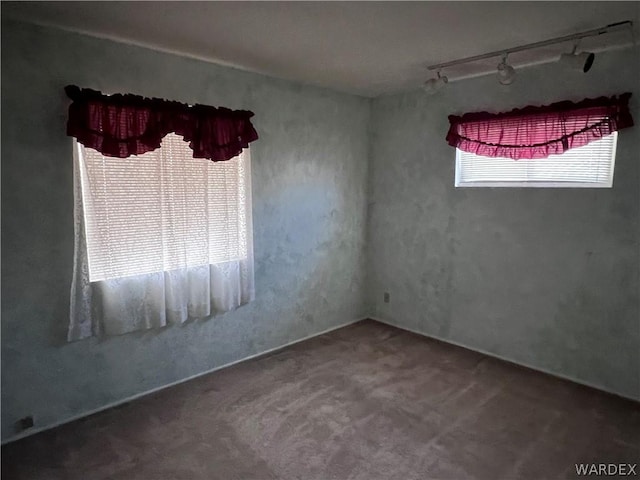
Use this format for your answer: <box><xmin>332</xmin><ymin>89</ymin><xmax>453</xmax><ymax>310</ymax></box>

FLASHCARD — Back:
<box><xmin>2</xmin><ymin>319</ymin><xmax>639</xmax><ymax>480</ymax></box>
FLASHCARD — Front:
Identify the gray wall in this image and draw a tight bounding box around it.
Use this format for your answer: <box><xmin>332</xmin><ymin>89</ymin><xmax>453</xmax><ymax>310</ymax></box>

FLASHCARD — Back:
<box><xmin>1</xmin><ymin>19</ymin><xmax>370</xmax><ymax>442</ymax></box>
<box><xmin>367</xmin><ymin>46</ymin><xmax>640</xmax><ymax>400</ymax></box>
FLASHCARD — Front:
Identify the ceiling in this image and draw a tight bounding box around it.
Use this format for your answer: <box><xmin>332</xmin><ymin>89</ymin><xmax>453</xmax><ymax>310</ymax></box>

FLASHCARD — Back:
<box><xmin>3</xmin><ymin>1</ymin><xmax>639</xmax><ymax>97</ymax></box>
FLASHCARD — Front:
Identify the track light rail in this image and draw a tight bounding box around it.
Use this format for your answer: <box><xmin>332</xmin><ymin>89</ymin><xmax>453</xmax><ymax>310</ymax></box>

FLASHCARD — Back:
<box><xmin>427</xmin><ymin>20</ymin><xmax>633</xmax><ymax>71</ymax></box>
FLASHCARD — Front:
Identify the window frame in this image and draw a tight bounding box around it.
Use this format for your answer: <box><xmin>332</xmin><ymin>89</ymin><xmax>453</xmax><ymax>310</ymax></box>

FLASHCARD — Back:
<box><xmin>75</xmin><ymin>135</ymin><xmax>253</xmax><ymax>283</ymax></box>
<box><xmin>454</xmin><ymin>132</ymin><xmax>618</xmax><ymax>189</ymax></box>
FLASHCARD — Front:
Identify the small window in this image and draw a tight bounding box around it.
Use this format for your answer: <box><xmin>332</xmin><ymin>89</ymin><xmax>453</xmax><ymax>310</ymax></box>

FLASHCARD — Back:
<box><xmin>76</xmin><ymin>133</ymin><xmax>252</xmax><ymax>282</ymax></box>
<box><xmin>455</xmin><ymin>132</ymin><xmax>617</xmax><ymax>188</ymax></box>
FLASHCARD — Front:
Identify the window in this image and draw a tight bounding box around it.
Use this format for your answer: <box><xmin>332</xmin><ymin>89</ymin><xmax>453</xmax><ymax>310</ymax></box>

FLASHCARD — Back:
<box><xmin>447</xmin><ymin>94</ymin><xmax>631</xmax><ymax>189</ymax></box>
<box><xmin>76</xmin><ymin>133</ymin><xmax>252</xmax><ymax>282</ymax></box>
<box><xmin>455</xmin><ymin>132</ymin><xmax>617</xmax><ymax>188</ymax></box>
<box><xmin>66</xmin><ymin>86</ymin><xmax>258</xmax><ymax>340</ymax></box>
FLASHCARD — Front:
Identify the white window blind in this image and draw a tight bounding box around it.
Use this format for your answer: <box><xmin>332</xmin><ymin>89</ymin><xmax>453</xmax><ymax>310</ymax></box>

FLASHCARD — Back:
<box><xmin>77</xmin><ymin>133</ymin><xmax>251</xmax><ymax>282</ymax></box>
<box><xmin>455</xmin><ymin>132</ymin><xmax>617</xmax><ymax>188</ymax></box>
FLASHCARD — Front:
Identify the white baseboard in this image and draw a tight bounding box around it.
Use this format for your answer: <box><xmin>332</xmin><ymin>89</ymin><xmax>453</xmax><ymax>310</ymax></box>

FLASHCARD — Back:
<box><xmin>2</xmin><ymin>316</ymin><xmax>368</xmax><ymax>445</ymax></box>
<box><xmin>369</xmin><ymin>316</ymin><xmax>639</xmax><ymax>403</ymax></box>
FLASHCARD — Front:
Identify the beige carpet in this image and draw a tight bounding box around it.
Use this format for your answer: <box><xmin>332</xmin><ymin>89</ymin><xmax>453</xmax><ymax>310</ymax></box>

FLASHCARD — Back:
<box><xmin>2</xmin><ymin>319</ymin><xmax>639</xmax><ymax>479</ymax></box>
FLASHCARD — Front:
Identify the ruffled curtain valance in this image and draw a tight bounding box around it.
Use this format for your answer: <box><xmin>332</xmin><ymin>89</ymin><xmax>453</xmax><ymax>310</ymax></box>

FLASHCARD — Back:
<box><xmin>446</xmin><ymin>93</ymin><xmax>633</xmax><ymax>160</ymax></box>
<box><xmin>65</xmin><ymin>85</ymin><xmax>259</xmax><ymax>161</ymax></box>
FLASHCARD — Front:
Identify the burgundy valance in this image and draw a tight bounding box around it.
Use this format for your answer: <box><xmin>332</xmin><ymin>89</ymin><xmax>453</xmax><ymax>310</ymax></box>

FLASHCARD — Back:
<box><xmin>65</xmin><ymin>85</ymin><xmax>259</xmax><ymax>161</ymax></box>
<box><xmin>446</xmin><ymin>93</ymin><xmax>633</xmax><ymax>160</ymax></box>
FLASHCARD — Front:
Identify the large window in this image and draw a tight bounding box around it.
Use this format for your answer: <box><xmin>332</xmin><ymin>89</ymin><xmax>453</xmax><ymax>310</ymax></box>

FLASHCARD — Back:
<box><xmin>455</xmin><ymin>132</ymin><xmax>617</xmax><ymax>188</ymax></box>
<box><xmin>66</xmin><ymin>85</ymin><xmax>258</xmax><ymax>340</ymax></box>
<box><xmin>76</xmin><ymin>133</ymin><xmax>252</xmax><ymax>281</ymax></box>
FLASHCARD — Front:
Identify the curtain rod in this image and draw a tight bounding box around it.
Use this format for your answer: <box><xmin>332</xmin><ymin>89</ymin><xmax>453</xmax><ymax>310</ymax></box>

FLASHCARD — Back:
<box><xmin>427</xmin><ymin>20</ymin><xmax>633</xmax><ymax>71</ymax></box>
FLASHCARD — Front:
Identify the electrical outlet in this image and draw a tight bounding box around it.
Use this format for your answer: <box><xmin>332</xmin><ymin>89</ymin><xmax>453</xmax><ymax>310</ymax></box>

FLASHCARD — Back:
<box><xmin>17</xmin><ymin>416</ymin><xmax>34</xmax><ymax>431</ymax></box>
<box><xmin>383</xmin><ymin>292</ymin><xmax>390</xmax><ymax>303</ymax></box>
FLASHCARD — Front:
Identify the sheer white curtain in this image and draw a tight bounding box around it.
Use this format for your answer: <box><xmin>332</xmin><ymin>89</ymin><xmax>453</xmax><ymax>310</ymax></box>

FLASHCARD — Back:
<box><xmin>69</xmin><ymin>135</ymin><xmax>254</xmax><ymax>341</ymax></box>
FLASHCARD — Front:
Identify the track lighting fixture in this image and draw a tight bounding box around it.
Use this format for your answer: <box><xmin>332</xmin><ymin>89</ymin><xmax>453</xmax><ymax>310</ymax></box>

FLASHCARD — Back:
<box><xmin>497</xmin><ymin>54</ymin><xmax>516</xmax><ymax>85</ymax></box>
<box><xmin>423</xmin><ymin>20</ymin><xmax>631</xmax><ymax>92</ymax></box>
<box><xmin>423</xmin><ymin>71</ymin><xmax>448</xmax><ymax>94</ymax></box>
<box><xmin>558</xmin><ymin>43</ymin><xmax>595</xmax><ymax>72</ymax></box>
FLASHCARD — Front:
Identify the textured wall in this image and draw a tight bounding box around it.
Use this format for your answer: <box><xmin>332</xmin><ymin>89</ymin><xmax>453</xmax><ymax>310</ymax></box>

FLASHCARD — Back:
<box><xmin>1</xmin><ymin>19</ymin><xmax>370</xmax><ymax>442</ymax></box>
<box><xmin>367</xmin><ymin>46</ymin><xmax>640</xmax><ymax>400</ymax></box>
